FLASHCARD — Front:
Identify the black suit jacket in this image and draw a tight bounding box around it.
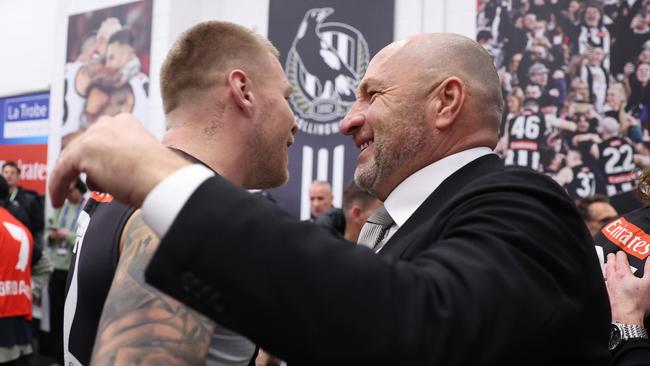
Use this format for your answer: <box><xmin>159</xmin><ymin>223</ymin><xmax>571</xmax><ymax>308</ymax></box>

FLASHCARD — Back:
<box><xmin>145</xmin><ymin>154</ymin><xmax>611</xmax><ymax>365</ymax></box>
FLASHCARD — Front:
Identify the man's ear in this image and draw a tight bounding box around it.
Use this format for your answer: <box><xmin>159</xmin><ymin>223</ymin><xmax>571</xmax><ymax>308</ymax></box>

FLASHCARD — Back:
<box><xmin>432</xmin><ymin>77</ymin><xmax>465</xmax><ymax>130</ymax></box>
<box><xmin>350</xmin><ymin>205</ymin><xmax>363</xmax><ymax>224</ymax></box>
<box><xmin>228</xmin><ymin>69</ymin><xmax>254</xmax><ymax>118</ymax></box>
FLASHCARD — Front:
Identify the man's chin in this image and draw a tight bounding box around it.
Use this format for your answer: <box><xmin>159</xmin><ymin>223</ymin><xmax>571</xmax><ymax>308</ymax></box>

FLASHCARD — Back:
<box><xmin>245</xmin><ymin>170</ymin><xmax>288</xmax><ymax>190</ymax></box>
<box><xmin>354</xmin><ymin>169</ymin><xmax>377</xmax><ymax>194</ymax></box>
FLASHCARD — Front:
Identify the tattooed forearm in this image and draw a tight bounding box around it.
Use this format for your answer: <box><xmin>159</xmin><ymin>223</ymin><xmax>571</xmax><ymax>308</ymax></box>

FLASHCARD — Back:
<box><xmin>91</xmin><ymin>210</ymin><xmax>216</xmax><ymax>366</ymax></box>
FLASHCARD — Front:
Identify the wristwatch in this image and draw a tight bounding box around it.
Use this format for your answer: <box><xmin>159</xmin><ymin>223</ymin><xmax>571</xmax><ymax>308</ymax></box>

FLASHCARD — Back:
<box><xmin>608</xmin><ymin>322</ymin><xmax>649</xmax><ymax>351</ymax></box>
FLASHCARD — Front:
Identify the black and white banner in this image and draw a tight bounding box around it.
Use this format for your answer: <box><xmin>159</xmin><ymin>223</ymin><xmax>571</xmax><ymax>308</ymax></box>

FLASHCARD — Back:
<box><xmin>268</xmin><ymin>0</ymin><xmax>394</xmax><ymax>219</ymax></box>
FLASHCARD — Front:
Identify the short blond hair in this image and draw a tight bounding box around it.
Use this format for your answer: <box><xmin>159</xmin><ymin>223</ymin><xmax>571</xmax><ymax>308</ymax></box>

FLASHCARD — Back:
<box><xmin>160</xmin><ymin>21</ymin><xmax>279</xmax><ymax>114</ymax></box>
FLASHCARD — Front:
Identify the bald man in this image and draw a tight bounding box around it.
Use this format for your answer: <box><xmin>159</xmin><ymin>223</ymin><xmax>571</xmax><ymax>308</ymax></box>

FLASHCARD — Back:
<box><xmin>50</xmin><ymin>33</ymin><xmax>610</xmax><ymax>365</ymax></box>
<box><xmin>308</xmin><ymin>180</ymin><xmax>333</xmax><ymax>220</ymax></box>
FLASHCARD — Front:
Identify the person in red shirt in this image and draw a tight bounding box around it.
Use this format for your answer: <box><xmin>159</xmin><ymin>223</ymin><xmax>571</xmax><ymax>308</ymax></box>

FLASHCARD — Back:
<box><xmin>0</xmin><ymin>175</ymin><xmax>35</xmax><ymax>365</ymax></box>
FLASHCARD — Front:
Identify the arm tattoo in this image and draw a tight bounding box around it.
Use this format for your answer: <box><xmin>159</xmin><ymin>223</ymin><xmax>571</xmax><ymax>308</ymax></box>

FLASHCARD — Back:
<box><xmin>91</xmin><ymin>210</ymin><xmax>216</xmax><ymax>366</ymax></box>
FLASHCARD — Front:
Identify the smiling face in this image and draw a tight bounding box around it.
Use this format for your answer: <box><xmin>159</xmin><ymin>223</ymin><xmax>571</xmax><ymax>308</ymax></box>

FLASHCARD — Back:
<box><xmin>340</xmin><ymin>34</ymin><xmax>501</xmax><ymax>199</ymax></box>
<box><xmin>606</xmin><ymin>86</ymin><xmax>623</xmax><ymax>107</ymax></box>
<box><xmin>584</xmin><ymin>6</ymin><xmax>601</xmax><ymax>27</ymax></box>
<box><xmin>339</xmin><ymin>41</ymin><xmax>434</xmax><ymax>198</ymax></box>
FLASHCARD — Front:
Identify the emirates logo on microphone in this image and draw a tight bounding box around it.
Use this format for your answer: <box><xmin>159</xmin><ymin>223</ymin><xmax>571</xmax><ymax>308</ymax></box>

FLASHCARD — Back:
<box><xmin>602</xmin><ymin>217</ymin><xmax>650</xmax><ymax>260</ymax></box>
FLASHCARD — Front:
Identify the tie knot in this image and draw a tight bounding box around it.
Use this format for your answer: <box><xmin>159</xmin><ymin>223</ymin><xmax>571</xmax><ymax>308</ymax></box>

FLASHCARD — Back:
<box><xmin>357</xmin><ymin>205</ymin><xmax>394</xmax><ymax>250</ymax></box>
<box><xmin>367</xmin><ymin>205</ymin><xmax>393</xmax><ymax>227</ymax></box>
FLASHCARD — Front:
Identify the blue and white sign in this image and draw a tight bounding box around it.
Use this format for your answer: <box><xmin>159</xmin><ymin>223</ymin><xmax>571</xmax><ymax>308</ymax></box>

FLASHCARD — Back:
<box><xmin>0</xmin><ymin>92</ymin><xmax>49</xmax><ymax>145</ymax></box>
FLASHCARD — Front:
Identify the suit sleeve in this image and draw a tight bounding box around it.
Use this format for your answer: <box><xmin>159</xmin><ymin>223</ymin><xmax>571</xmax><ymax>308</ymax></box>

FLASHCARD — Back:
<box><xmin>612</xmin><ymin>339</ymin><xmax>650</xmax><ymax>366</ymax></box>
<box><xmin>145</xmin><ymin>173</ymin><xmax>610</xmax><ymax>365</ymax></box>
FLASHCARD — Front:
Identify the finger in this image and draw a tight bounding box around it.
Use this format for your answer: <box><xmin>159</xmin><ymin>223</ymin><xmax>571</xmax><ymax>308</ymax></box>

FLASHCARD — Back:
<box><xmin>604</xmin><ymin>253</ymin><xmax>616</xmax><ymax>281</ymax></box>
<box><xmin>86</xmin><ymin>176</ymin><xmax>101</xmax><ymax>193</ymax></box>
<box><xmin>616</xmin><ymin>250</ymin><xmax>630</xmax><ymax>273</ymax></box>
<box><xmin>49</xmin><ymin>149</ymin><xmax>81</xmax><ymax>208</ymax></box>
<box><xmin>643</xmin><ymin>256</ymin><xmax>650</xmax><ymax>280</ymax></box>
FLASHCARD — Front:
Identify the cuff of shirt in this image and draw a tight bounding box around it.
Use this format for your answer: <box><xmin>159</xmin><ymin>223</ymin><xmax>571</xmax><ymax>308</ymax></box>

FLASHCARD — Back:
<box><xmin>142</xmin><ymin>164</ymin><xmax>214</xmax><ymax>238</ymax></box>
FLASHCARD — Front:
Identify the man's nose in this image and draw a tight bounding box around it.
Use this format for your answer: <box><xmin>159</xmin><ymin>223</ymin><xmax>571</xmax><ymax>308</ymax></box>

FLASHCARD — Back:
<box><xmin>340</xmin><ymin>103</ymin><xmax>365</xmax><ymax>136</ymax></box>
<box><xmin>290</xmin><ymin>120</ymin><xmax>298</xmax><ymax>136</ymax></box>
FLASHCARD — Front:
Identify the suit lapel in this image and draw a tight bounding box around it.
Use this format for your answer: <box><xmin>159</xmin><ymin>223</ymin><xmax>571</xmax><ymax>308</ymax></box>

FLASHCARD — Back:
<box><xmin>378</xmin><ymin>154</ymin><xmax>504</xmax><ymax>258</ymax></box>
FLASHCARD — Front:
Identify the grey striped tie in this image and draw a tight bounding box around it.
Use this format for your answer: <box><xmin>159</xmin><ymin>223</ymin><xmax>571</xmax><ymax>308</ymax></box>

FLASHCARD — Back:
<box><xmin>357</xmin><ymin>205</ymin><xmax>394</xmax><ymax>250</ymax></box>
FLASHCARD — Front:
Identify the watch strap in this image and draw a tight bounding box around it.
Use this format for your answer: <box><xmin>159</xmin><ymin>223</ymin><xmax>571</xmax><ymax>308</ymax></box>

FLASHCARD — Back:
<box><xmin>614</xmin><ymin>322</ymin><xmax>649</xmax><ymax>341</ymax></box>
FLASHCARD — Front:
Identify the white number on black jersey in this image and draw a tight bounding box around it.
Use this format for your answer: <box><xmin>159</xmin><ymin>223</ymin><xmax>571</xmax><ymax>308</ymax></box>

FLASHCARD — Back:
<box><xmin>575</xmin><ymin>171</ymin><xmax>596</xmax><ymax>198</ymax></box>
<box><xmin>510</xmin><ymin>115</ymin><xmax>541</xmax><ymax>139</ymax></box>
<box><xmin>603</xmin><ymin>144</ymin><xmax>635</xmax><ymax>175</ymax></box>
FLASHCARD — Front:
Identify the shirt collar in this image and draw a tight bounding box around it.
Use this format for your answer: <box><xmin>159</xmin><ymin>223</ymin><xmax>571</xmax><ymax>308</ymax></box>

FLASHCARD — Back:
<box><xmin>384</xmin><ymin>147</ymin><xmax>494</xmax><ymax>227</ymax></box>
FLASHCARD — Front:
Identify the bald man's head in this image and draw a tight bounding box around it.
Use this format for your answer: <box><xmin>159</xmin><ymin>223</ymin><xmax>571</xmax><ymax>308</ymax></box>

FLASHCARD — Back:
<box><xmin>341</xmin><ymin>32</ymin><xmax>503</xmax><ymax>199</ymax></box>
<box><xmin>398</xmin><ymin>33</ymin><xmax>503</xmax><ymax>132</ymax></box>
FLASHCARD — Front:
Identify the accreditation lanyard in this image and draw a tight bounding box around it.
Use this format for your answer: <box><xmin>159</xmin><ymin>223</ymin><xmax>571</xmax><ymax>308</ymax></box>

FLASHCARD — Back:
<box><xmin>61</xmin><ymin>202</ymin><xmax>83</xmax><ymax>231</ymax></box>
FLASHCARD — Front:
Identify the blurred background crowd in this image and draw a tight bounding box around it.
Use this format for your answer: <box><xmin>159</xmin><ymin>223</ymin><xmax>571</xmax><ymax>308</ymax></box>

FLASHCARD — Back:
<box><xmin>478</xmin><ymin>0</ymin><xmax>650</xmax><ymax>212</ymax></box>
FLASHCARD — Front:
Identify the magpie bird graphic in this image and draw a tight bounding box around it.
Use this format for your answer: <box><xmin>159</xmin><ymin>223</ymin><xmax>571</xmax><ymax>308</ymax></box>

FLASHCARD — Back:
<box><xmin>294</xmin><ymin>8</ymin><xmax>357</xmax><ymax>102</ymax></box>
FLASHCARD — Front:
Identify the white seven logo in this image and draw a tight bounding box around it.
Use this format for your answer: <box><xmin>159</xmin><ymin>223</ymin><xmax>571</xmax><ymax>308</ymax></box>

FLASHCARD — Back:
<box><xmin>286</xmin><ymin>7</ymin><xmax>369</xmax><ymax>135</ymax></box>
<box><xmin>4</xmin><ymin>221</ymin><xmax>30</xmax><ymax>271</ymax></box>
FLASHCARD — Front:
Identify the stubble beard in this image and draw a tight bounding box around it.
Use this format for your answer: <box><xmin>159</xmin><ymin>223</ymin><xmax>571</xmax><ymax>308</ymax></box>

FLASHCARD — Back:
<box><xmin>354</xmin><ymin>114</ymin><xmax>429</xmax><ymax>196</ymax></box>
<box><xmin>243</xmin><ymin>131</ymin><xmax>289</xmax><ymax>189</ymax></box>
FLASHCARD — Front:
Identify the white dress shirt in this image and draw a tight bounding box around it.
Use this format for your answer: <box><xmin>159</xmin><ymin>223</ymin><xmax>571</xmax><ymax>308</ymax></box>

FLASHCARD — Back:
<box><xmin>376</xmin><ymin>147</ymin><xmax>494</xmax><ymax>251</ymax></box>
<box><xmin>142</xmin><ymin>164</ymin><xmax>215</xmax><ymax>238</ymax></box>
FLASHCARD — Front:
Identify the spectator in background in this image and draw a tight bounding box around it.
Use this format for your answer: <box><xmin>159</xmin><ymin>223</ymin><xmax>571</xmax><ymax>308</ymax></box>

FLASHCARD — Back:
<box><xmin>480</xmin><ymin>0</ymin><xmax>650</xmax><ymax>214</ymax></box>
<box><xmin>624</xmin><ymin>62</ymin><xmax>650</xmax><ymax>131</ymax></box>
<box><xmin>556</xmin><ymin>1</ymin><xmax>611</xmax><ymax>69</ymax></box>
<box><xmin>611</xmin><ymin>0</ymin><xmax>650</xmax><ymax>78</ymax></box>
<box><xmin>498</xmin><ymin>87</ymin><xmax>525</xmax><ymax>139</ymax></box>
<box><xmin>499</xmin><ymin>12</ymin><xmax>528</xmax><ymax>65</ymax></box>
<box><xmin>315</xmin><ymin>182</ymin><xmax>381</xmax><ymax>243</ymax></box>
<box><xmin>40</xmin><ymin>178</ymin><xmax>87</xmax><ymax>365</ymax></box>
<box><xmin>577</xmin><ymin>194</ymin><xmax>618</xmax><ymax>238</ymax></box>
<box><xmin>638</xmin><ymin>48</ymin><xmax>650</xmax><ymax>65</ymax></box>
<box><xmin>0</xmin><ymin>175</ymin><xmax>52</xmax><ymax>366</ymax></box>
<box><xmin>561</xmin><ymin>149</ymin><xmax>598</xmax><ymax>201</ymax></box>
<box><xmin>529</xmin><ymin>0</ymin><xmax>551</xmax><ymax>23</ymax></box>
<box><xmin>341</xmin><ymin>182</ymin><xmax>381</xmax><ymax>243</ymax></box>
<box><xmin>591</xmin><ymin>117</ymin><xmax>637</xmax><ymax>197</ymax></box>
<box><xmin>500</xmin><ymin>52</ymin><xmax>524</xmax><ymax>91</ymax></box>
<box><xmin>528</xmin><ymin>61</ymin><xmax>564</xmax><ymax>103</ymax></box>
<box><xmin>566</xmin><ymin>77</ymin><xmax>592</xmax><ymax>105</ymax></box>
<box><xmin>308</xmin><ymin>180</ymin><xmax>333</xmax><ymax>221</ymax></box>
<box><xmin>567</xmin><ymin>109</ymin><xmax>601</xmax><ymax>156</ymax></box>
<box><xmin>518</xmin><ymin>44</ymin><xmax>553</xmax><ymax>87</ymax></box>
<box><xmin>580</xmin><ymin>46</ymin><xmax>609</xmax><ymax>112</ymax></box>
<box><xmin>603</xmin><ymin>83</ymin><xmax>630</xmax><ymax>124</ymax></box>
<box><xmin>1</xmin><ymin>162</ymin><xmax>43</xmax><ymax>240</ymax></box>
<box><xmin>477</xmin><ymin>28</ymin><xmax>502</xmax><ymax>67</ymax></box>
<box><xmin>525</xmin><ymin>82</ymin><xmax>544</xmax><ymax>102</ymax></box>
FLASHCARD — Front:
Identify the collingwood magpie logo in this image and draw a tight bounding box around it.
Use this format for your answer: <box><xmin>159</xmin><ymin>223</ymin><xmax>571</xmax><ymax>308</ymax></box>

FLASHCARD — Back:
<box><xmin>286</xmin><ymin>7</ymin><xmax>369</xmax><ymax>136</ymax></box>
